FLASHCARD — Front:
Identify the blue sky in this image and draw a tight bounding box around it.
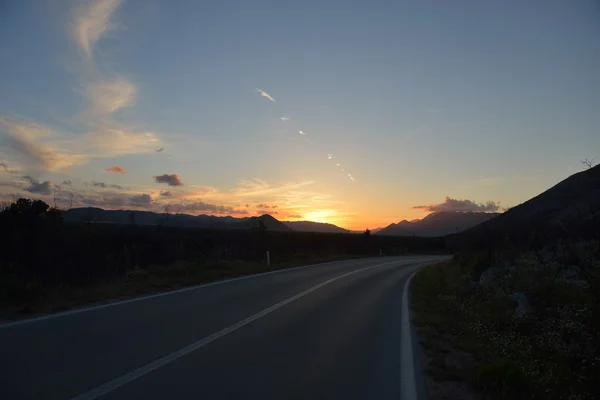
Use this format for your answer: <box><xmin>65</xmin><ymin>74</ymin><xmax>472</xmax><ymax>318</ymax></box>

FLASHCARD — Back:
<box><xmin>0</xmin><ymin>0</ymin><xmax>599</xmax><ymax>229</ymax></box>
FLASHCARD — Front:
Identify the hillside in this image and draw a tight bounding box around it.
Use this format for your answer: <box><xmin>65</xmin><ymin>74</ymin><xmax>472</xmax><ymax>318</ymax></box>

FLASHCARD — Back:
<box><xmin>377</xmin><ymin>211</ymin><xmax>500</xmax><ymax>237</ymax></box>
<box><xmin>284</xmin><ymin>221</ymin><xmax>348</xmax><ymax>233</ymax></box>
<box><xmin>63</xmin><ymin>208</ymin><xmax>291</xmax><ymax>232</ymax></box>
<box><xmin>449</xmin><ymin>164</ymin><xmax>600</xmax><ymax>248</ymax></box>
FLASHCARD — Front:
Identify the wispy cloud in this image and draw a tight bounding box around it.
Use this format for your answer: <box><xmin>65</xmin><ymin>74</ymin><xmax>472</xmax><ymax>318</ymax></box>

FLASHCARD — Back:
<box><xmin>155</xmin><ymin>147</ymin><xmax>164</xmax><ymax>152</ymax></box>
<box><xmin>84</xmin><ymin>127</ymin><xmax>160</xmax><ymax>156</ymax></box>
<box><xmin>0</xmin><ymin>117</ymin><xmax>159</xmax><ymax>173</ymax></box>
<box><xmin>159</xmin><ymin>190</ymin><xmax>172</xmax><ymax>197</ymax></box>
<box><xmin>73</xmin><ymin>0</ymin><xmax>122</xmax><ymax>59</ymax></box>
<box><xmin>85</xmin><ymin>78</ymin><xmax>136</xmax><ymax>116</ymax></box>
<box><xmin>256</xmin><ymin>88</ymin><xmax>276</xmax><ymax>102</ymax></box>
<box><xmin>0</xmin><ymin>161</ymin><xmax>17</xmax><ymax>174</ymax></box>
<box><xmin>153</xmin><ymin>173</ymin><xmax>184</xmax><ymax>186</ymax></box>
<box><xmin>413</xmin><ymin>196</ymin><xmax>503</xmax><ymax>213</ymax></box>
<box><xmin>231</xmin><ymin>178</ymin><xmax>314</xmax><ymax>198</ymax></box>
<box><xmin>280</xmin><ymin>116</ymin><xmax>289</xmax><ymax>121</ymax></box>
<box><xmin>105</xmin><ymin>165</ymin><xmax>127</xmax><ymax>174</ymax></box>
<box><xmin>0</xmin><ymin>116</ymin><xmax>87</xmax><ymax>172</ymax></box>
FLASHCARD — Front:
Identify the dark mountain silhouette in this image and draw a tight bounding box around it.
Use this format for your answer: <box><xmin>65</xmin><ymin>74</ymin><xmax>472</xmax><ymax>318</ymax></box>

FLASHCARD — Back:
<box><xmin>376</xmin><ymin>211</ymin><xmax>500</xmax><ymax>237</ymax></box>
<box><xmin>63</xmin><ymin>208</ymin><xmax>291</xmax><ymax>231</ymax></box>
<box><xmin>284</xmin><ymin>220</ymin><xmax>348</xmax><ymax>233</ymax></box>
<box><xmin>449</xmin><ymin>164</ymin><xmax>600</xmax><ymax>247</ymax></box>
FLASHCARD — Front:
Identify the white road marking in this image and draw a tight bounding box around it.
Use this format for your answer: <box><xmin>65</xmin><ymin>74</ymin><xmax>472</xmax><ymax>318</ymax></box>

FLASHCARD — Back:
<box><xmin>70</xmin><ymin>259</ymin><xmax>403</xmax><ymax>400</ymax></box>
<box><xmin>400</xmin><ymin>266</ymin><xmax>422</xmax><ymax>400</ymax></box>
<box><xmin>0</xmin><ymin>258</ymin><xmax>379</xmax><ymax>329</ymax></box>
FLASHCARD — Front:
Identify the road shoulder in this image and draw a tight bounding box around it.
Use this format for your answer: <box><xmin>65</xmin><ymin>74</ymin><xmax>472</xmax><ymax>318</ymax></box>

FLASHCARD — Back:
<box><xmin>410</xmin><ymin>261</ymin><xmax>485</xmax><ymax>400</ymax></box>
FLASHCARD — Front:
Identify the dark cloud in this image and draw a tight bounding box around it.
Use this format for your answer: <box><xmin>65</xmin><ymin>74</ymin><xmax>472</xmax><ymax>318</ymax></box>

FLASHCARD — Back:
<box><xmin>62</xmin><ymin>180</ymin><xmax>72</xmax><ymax>186</ymax></box>
<box><xmin>256</xmin><ymin>203</ymin><xmax>278</xmax><ymax>209</ymax></box>
<box><xmin>130</xmin><ymin>193</ymin><xmax>153</xmax><ymax>205</ymax></box>
<box><xmin>103</xmin><ymin>197</ymin><xmax>126</xmax><ymax>207</ymax></box>
<box><xmin>23</xmin><ymin>176</ymin><xmax>52</xmax><ymax>195</ymax></box>
<box><xmin>155</xmin><ymin>147</ymin><xmax>164</xmax><ymax>152</ymax></box>
<box><xmin>153</xmin><ymin>173</ymin><xmax>184</xmax><ymax>186</ymax></box>
<box><xmin>159</xmin><ymin>190</ymin><xmax>172</xmax><ymax>197</ymax></box>
<box><xmin>413</xmin><ymin>196</ymin><xmax>502</xmax><ymax>213</ymax></box>
<box><xmin>92</xmin><ymin>181</ymin><xmax>124</xmax><ymax>190</ymax></box>
<box><xmin>179</xmin><ymin>201</ymin><xmax>247</xmax><ymax>215</ymax></box>
<box><xmin>257</xmin><ymin>210</ymin><xmax>278</xmax><ymax>215</ymax></box>
<box><xmin>105</xmin><ymin>165</ymin><xmax>127</xmax><ymax>174</ymax></box>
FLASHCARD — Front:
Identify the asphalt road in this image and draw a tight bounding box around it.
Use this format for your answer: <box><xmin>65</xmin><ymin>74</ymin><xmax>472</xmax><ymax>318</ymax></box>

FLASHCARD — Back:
<box><xmin>0</xmin><ymin>255</ymin><xmax>447</xmax><ymax>400</ymax></box>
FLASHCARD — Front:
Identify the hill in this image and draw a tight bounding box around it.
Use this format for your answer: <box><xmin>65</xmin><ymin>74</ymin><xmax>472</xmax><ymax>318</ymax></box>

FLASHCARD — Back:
<box><xmin>284</xmin><ymin>221</ymin><xmax>349</xmax><ymax>233</ymax></box>
<box><xmin>376</xmin><ymin>211</ymin><xmax>500</xmax><ymax>237</ymax></box>
<box><xmin>63</xmin><ymin>208</ymin><xmax>292</xmax><ymax>232</ymax></box>
<box><xmin>448</xmin><ymin>164</ymin><xmax>600</xmax><ymax>249</ymax></box>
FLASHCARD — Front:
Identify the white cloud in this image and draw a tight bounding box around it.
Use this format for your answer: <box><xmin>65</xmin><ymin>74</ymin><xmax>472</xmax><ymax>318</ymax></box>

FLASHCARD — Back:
<box><xmin>256</xmin><ymin>88</ymin><xmax>276</xmax><ymax>103</ymax></box>
<box><xmin>328</xmin><ymin>154</ymin><xmax>332</xmax><ymax>160</ymax></box>
<box><xmin>280</xmin><ymin>116</ymin><xmax>289</xmax><ymax>121</ymax></box>
<box><xmin>73</xmin><ymin>0</ymin><xmax>122</xmax><ymax>59</ymax></box>
<box><xmin>298</xmin><ymin>130</ymin><xmax>305</xmax><ymax>135</ymax></box>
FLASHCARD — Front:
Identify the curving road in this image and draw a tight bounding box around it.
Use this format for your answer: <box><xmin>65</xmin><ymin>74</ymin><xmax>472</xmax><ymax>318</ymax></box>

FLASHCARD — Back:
<box><xmin>0</xmin><ymin>255</ymin><xmax>447</xmax><ymax>400</ymax></box>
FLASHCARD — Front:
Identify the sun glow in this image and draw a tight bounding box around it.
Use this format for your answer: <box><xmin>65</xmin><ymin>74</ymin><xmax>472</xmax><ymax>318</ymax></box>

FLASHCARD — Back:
<box><xmin>302</xmin><ymin>209</ymin><xmax>337</xmax><ymax>224</ymax></box>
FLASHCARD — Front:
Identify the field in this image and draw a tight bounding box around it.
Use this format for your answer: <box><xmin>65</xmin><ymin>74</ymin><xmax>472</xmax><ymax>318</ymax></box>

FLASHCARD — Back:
<box><xmin>0</xmin><ymin>198</ymin><xmax>447</xmax><ymax>318</ymax></box>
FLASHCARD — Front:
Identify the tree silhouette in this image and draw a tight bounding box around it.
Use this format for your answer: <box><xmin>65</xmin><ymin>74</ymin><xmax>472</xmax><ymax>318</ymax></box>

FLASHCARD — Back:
<box><xmin>5</xmin><ymin>198</ymin><xmax>49</xmax><ymax>219</ymax></box>
<box><xmin>581</xmin><ymin>158</ymin><xmax>598</xmax><ymax>169</ymax></box>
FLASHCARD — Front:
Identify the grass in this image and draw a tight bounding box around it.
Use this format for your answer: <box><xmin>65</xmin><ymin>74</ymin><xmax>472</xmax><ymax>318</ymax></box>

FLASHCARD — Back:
<box><xmin>411</xmin><ymin>243</ymin><xmax>600</xmax><ymax>400</ymax></box>
<box><xmin>0</xmin><ymin>254</ymin><xmax>362</xmax><ymax>321</ymax></box>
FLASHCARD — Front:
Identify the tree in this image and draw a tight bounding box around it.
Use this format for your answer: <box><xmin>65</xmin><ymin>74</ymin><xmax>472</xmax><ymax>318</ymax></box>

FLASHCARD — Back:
<box><xmin>364</xmin><ymin>228</ymin><xmax>371</xmax><ymax>237</ymax></box>
<box><xmin>3</xmin><ymin>198</ymin><xmax>49</xmax><ymax>218</ymax></box>
<box><xmin>581</xmin><ymin>158</ymin><xmax>598</xmax><ymax>169</ymax></box>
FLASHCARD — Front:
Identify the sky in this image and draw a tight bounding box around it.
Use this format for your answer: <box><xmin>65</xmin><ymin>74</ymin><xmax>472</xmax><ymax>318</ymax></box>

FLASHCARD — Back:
<box><xmin>0</xmin><ymin>0</ymin><xmax>599</xmax><ymax>230</ymax></box>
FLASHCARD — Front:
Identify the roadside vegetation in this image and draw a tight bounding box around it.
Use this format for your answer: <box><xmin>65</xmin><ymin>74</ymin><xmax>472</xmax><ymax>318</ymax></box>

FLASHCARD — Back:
<box><xmin>412</xmin><ymin>242</ymin><xmax>600</xmax><ymax>400</ymax></box>
<box><xmin>0</xmin><ymin>198</ymin><xmax>446</xmax><ymax>319</ymax></box>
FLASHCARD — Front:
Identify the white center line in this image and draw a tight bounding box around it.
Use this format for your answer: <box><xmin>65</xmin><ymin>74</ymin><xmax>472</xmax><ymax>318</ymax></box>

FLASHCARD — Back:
<box><xmin>71</xmin><ymin>259</ymin><xmax>403</xmax><ymax>400</ymax></box>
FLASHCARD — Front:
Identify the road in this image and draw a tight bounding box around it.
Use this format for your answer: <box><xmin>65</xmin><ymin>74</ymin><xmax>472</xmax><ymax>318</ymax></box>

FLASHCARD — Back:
<box><xmin>0</xmin><ymin>255</ymin><xmax>447</xmax><ymax>400</ymax></box>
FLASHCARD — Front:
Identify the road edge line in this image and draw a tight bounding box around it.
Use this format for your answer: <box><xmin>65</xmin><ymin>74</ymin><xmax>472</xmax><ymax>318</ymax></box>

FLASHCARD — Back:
<box><xmin>400</xmin><ymin>266</ymin><xmax>422</xmax><ymax>400</ymax></box>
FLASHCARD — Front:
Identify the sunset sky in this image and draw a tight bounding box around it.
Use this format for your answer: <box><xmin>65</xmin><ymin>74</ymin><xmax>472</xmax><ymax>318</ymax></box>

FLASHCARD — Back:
<box><xmin>1</xmin><ymin>0</ymin><xmax>599</xmax><ymax>230</ymax></box>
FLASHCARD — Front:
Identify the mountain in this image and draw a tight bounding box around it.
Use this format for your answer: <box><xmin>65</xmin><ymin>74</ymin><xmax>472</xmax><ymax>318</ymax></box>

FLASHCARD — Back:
<box><xmin>376</xmin><ymin>211</ymin><xmax>500</xmax><ymax>237</ymax></box>
<box><xmin>284</xmin><ymin>221</ymin><xmax>349</xmax><ymax>233</ymax></box>
<box><xmin>449</xmin><ymin>164</ymin><xmax>600</xmax><ymax>247</ymax></box>
<box><xmin>63</xmin><ymin>208</ymin><xmax>291</xmax><ymax>232</ymax></box>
